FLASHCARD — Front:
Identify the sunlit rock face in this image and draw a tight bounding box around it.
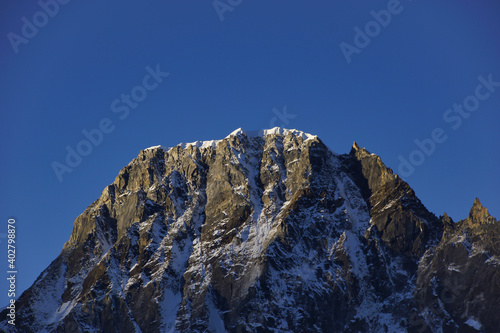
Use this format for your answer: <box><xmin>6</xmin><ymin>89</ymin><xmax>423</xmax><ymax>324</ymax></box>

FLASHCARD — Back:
<box><xmin>2</xmin><ymin>128</ymin><xmax>498</xmax><ymax>332</ymax></box>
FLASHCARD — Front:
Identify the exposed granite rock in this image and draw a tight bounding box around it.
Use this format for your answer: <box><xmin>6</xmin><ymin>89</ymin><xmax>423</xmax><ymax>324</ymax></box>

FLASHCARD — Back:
<box><xmin>345</xmin><ymin>142</ymin><xmax>442</xmax><ymax>258</ymax></box>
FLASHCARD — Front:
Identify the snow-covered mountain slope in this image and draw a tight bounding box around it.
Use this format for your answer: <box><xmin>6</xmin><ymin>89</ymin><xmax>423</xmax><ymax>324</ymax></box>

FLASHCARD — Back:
<box><xmin>1</xmin><ymin>128</ymin><xmax>499</xmax><ymax>332</ymax></box>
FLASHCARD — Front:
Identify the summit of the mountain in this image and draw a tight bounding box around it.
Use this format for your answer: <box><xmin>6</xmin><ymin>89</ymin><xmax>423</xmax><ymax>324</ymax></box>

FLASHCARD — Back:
<box><xmin>226</xmin><ymin>127</ymin><xmax>317</xmax><ymax>141</ymax></box>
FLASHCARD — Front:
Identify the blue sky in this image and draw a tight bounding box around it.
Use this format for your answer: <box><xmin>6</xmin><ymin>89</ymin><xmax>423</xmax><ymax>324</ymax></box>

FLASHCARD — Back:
<box><xmin>1</xmin><ymin>0</ymin><xmax>499</xmax><ymax>306</ymax></box>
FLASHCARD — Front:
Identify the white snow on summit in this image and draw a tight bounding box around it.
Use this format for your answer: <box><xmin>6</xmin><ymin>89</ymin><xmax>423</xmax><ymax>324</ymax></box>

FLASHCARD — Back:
<box><xmin>227</xmin><ymin>127</ymin><xmax>317</xmax><ymax>141</ymax></box>
<box><xmin>145</xmin><ymin>145</ymin><xmax>170</xmax><ymax>151</ymax></box>
<box><xmin>179</xmin><ymin>140</ymin><xmax>221</xmax><ymax>149</ymax></box>
<box><xmin>145</xmin><ymin>127</ymin><xmax>317</xmax><ymax>152</ymax></box>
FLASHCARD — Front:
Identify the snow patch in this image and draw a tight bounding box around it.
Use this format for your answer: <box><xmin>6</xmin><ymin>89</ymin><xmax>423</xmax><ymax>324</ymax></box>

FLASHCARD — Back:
<box><xmin>464</xmin><ymin>318</ymin><xmax>482</xmax><ymax>330</ymax></box>
<box><xmin>227</xmin><ymin>127</ymin><xmax>317</xmax><ymax>141</ymax></box>
<box><xmin>144</xmin><ymin>145</ymin><xmax>170</xmax><ymax>151</ymax></box>
<box><xmin>178</xmin><ymin>140</ymin><xmax>221</xmax><ymax>149</ymax></box>
<box><xmin>207</xmin><ymin>297</ymin><xmax>227</xmax><ymax>333</ymax></box>
<box><xmin>160</xmin><ymin>289</ymin><xmax>182</xmax><ymax>333</ymax></box>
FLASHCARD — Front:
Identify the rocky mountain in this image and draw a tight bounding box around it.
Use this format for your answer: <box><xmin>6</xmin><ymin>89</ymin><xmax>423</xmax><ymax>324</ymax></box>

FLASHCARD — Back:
<box><xmin>1</xmin><ymin>128</ymin><xmax>499</xmax><ymax>332</ymax></box>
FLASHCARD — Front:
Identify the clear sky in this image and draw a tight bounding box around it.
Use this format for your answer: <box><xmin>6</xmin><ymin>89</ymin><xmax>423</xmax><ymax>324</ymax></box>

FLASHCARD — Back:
<box><xmin>1</xmin><ymin>0</ymin><xmax>499</xmax><ymax>306</ymax></box>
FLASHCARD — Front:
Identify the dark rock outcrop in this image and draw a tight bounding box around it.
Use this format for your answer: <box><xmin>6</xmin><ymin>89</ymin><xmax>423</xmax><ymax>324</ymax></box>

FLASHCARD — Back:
<box><xmin>414</xmin><ymin>199</ymin><xmax>500</xmax><ymax>332</ymax></box>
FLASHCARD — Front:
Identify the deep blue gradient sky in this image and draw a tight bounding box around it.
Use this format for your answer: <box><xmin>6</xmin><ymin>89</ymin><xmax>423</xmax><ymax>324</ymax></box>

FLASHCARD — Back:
<box><xmin>1</xmin><ymin>0</ymin><xmax>499</xmax><ymax>306</ymax></box>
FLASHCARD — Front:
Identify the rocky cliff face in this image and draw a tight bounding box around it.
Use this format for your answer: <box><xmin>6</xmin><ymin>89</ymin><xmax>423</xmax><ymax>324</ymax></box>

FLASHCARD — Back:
<box><xmin>1</xmin><ymin>128</ymin><xmax>499</xmax><ymax>332</ymax></box>
<box><xmin>414</xmin><ymin>199</ymin><xmax>500</xmax><ymax>332</ymax></box>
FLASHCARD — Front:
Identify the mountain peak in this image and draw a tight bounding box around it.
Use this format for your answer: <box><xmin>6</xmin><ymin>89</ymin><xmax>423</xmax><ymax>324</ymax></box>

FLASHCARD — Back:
<box><xmin>3</xmin><ymin>128</ymin><xmax>499</xmax><ymax>332</ymax></box>
<box><xmin>226</xmin><ymin>127</ymin><xmax>317</xmax><ymax>141</ymax></box>
<box><xmin>468</xmin><ymin>197</ymin><xmax>497</xmax><ymax>225</ymax></box>
<box><xmin>145</xmin><ymin>127</ymin><xmax>318</xmax><ymax>152</ymax></box>
<box><xmin>349</xmin><ymin>142</ymin><xmax>373</xmax><ymax>157</ymax></box>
